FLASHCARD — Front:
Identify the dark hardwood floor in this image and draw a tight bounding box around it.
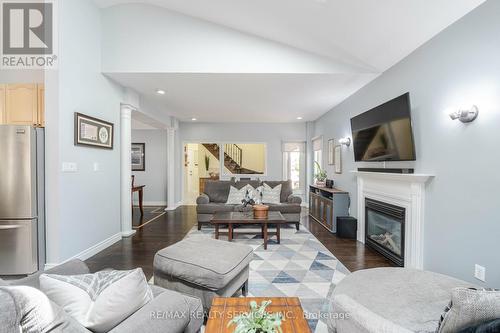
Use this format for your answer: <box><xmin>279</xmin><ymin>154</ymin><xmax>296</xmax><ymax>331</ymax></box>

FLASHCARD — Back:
<box><xmin>85</xmin><ymin>206</ymin><xmax>393</xmax><ymax>278</ymax></box>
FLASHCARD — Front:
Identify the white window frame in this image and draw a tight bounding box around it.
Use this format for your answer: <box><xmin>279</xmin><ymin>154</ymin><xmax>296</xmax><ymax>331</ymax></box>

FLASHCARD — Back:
<box><xmin>312</xmin><ymin>136</ymin><xmax>323</xmax><ymax>174</ymax></box>
<box><xmin>282</xmin><ymin>141</ymin><xmax>306</xmax><ymax>199</ymax></box>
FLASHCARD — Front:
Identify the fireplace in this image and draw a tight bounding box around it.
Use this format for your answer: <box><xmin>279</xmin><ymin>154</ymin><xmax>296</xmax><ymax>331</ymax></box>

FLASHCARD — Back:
<box><xmin>365</xmin><ymin>198</ymin><xmax>405</xmax><ymax>267</ymax></box>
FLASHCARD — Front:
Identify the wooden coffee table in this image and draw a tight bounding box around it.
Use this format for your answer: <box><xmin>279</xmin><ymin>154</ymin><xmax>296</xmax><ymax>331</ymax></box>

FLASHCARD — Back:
<box><xmin>211</xmin><ymin>211</ymin><xmax>286</xmax><ymax>250</ymax></box>
<box><xmin>205</xmin><ymin>297</ymin><xmax>311</xmax><ymax>333</ymax></box>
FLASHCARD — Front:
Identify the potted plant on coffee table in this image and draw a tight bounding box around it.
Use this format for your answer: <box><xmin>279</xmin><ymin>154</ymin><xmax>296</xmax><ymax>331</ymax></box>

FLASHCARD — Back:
<box><xmin>314</xmin><ymin>161</ymin><xmax>327</xmax><ymax>187</ymax></box>
<box><xmin>228</xmin><ymin>300</ymin><xmax>283</xmax><ymax>333</ymax></box>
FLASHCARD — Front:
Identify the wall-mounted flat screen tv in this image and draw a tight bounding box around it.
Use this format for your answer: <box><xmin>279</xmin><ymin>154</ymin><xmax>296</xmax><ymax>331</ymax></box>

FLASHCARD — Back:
<box><xmin>350</xmin><ymin>93</ymin><xmax>416</xmax><ymax>162</ymax></box>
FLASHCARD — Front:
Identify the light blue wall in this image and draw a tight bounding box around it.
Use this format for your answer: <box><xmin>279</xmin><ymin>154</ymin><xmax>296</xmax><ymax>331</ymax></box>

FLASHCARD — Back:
<box><xmin>46</xmin><ymin>0</ymin><xmax>125</xmax><ymax>263</ymax></box>
<box><xmin>313</xmin><ymin>0</ymin><xmax>500</xmax><ymax>287</ymax></box>
<box><xmin>177</xmin><ymin>122</ymin><xmax>307</xmax><ymax>203</ymax></box>
<box><xmin>131</xmin><ymin>130</ymin><xmax>168</xmax><ymax>205</ymax></box>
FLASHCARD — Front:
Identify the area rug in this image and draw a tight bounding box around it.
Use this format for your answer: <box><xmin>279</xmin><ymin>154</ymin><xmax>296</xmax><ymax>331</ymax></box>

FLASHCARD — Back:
<box><xmin>187</xmin><ymin>224</ymin><xmax>350</xmax><ymax>333</ymax></box>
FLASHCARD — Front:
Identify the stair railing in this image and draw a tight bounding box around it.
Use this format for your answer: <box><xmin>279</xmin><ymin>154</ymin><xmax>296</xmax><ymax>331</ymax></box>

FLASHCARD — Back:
<box><xmin>224</xmin><ymin>143</ymin><xmax>242</xmax><ymax>167</ymax></box>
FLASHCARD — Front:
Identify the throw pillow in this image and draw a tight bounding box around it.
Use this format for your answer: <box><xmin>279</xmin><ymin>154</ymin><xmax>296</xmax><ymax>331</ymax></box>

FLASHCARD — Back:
<box><xmin>40</xmin><ymin>268</ymin><xmax>153</xmax><ymax>333</ymax></box>
<box><xmin>437</xmin><ymin>288</ymin><xmax>500</xmax><ymax>333</ymax></box>
<box><xmin>261</xmin><ymin>183</ymin><xmax>281</xmax><ymax>204</ymax></box>
<box><xmin>246</xmin><ymin>185</ymin><xmax>263</xmax><ymax>202</ymax></box>
<box><xmin>0</xmin><ymin>285</ymin><xmax>88</xmax><ymax>333</ymax></box>
<box><xmin>226</xmin><ymin>185</ymin><xmax>248</xmax><ymax>204</ymax></box>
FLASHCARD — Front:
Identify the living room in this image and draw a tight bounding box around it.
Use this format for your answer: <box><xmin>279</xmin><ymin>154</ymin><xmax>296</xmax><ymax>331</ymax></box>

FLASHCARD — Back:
<box><xmin>1</xmin><ymin>0</ymin><xmax>499</xmax><ymax>332</ymax></box>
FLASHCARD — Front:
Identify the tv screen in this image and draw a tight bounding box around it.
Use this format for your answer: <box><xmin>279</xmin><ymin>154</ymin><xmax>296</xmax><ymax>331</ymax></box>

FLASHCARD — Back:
<box><xmin>350</xmin><ymin>93</ymin><xmax>416</xmax><ymax>162</ymax></box>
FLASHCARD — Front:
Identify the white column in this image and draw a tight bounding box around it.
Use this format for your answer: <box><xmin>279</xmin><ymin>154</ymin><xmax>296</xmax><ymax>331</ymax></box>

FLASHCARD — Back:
<box><xmin>120</xmin><ymin>104</ymin><xmax>136</xmax><ymax>237</ymax></box>
<box><xmin>165</xmin><ymin>127</ymin><xmax>176</xmax><ymax>211</ymax></box>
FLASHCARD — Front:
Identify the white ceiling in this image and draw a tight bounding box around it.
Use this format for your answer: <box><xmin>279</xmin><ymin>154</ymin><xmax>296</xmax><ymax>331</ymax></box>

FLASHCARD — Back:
<box><xmin>107</xmin><ymin>73</ymin><xmax>377</xmax><ymax>122</ymax></box>
<box><xmin>96</xmin><ymin>0</ymin><xmax>486</xmax><ymax>122</ymax></box>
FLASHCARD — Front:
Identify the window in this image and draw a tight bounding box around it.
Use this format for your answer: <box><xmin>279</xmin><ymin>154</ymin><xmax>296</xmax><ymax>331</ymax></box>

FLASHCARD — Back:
<box><xmin>282</xmin><ymin>142</ymin><xmax>305</xmax><ymax>197</ymax></box>
<box><xmin>312</xmin><ymin>136</ymin><xmax>323</xmax><ymax>174</ymax></box>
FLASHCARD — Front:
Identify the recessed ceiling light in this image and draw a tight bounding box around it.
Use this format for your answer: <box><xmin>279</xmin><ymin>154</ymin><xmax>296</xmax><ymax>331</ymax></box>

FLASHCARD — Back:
<box><xmin>296</xmin><ymin>116</ymin><xmax>303</xmax><ymax>120</ymax></box>
<box><xmin>156</xmin><ymin>89</ymin><xmax>166</xmax><ymax>95</ymax></box>
<box><xmin>191</xmin><ymin>118</ymin><xmax>197</xmax><ymax>121</ymax></box>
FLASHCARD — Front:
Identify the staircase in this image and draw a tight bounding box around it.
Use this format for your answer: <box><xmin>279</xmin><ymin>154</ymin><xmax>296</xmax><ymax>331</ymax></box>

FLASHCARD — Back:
<box><xmin>202</xmin><ymin>143</ymin><xmax>262</xmax><ymax>174</ymax></box>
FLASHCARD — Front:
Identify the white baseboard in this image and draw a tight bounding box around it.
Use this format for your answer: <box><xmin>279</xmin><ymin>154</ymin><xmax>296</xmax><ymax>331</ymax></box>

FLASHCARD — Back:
<box><xmin>122</xmin><ymin>230</ymin><xmax>136</xmax><ymax>237</ymax></box>
<box><xmin>133</xmin><ymin>201</ymin><xmax>167</xmax><ymax>206</ymax></box>
<box><xmin>164</xmin><ymin>201</ymin><xmax>183</xmax><ymax>211</ymax></box>
<box><xmin>44</xmin><ymin>232</ymin><xmax>123</xmax><ymax>270</ymax></box>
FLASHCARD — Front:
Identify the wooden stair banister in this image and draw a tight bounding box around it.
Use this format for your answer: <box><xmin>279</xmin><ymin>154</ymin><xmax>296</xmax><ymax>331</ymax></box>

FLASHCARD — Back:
<box><xmin>201</xmin><ymin>143</ymin><xmax>261</xmax><ymax>174</ymax></box>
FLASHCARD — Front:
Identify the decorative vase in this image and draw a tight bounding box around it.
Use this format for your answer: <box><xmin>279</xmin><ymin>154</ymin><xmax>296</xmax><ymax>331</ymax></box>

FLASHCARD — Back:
<box><xmin>253</xmin><ymin>204</ymin><xmax>269</xmax><ymax>219</ymax></box>
<box><xmin>316</xmin><ymin>180</ymin><xmax>326</xmax><ymax>187</ymax></box>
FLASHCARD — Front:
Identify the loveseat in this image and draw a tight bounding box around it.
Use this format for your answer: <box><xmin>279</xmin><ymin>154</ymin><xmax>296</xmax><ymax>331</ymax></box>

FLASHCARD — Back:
<box><xmin>0</xmin><ymin>260</ymin><xmax>203</xmax><ymax>333</ymax></box>
<box><xmin>196</xmin><ymin>179</ymin><xmax>302</xmax><ymax>230</ymax></box>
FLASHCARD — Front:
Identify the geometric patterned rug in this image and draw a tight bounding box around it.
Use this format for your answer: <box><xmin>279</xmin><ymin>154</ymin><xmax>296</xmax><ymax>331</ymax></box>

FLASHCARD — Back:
<box><xmin>187</xmin><ymin>224</ymin><xmax>350</xmax><ymax>333</ymax></box>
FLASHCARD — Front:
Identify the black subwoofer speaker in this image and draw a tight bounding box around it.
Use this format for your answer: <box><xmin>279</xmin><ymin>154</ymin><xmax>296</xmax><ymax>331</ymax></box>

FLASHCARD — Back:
<box><xmin>336</xmin><ymin>216</ymin><xmax>357</xmax><ymax>239</ymax></box>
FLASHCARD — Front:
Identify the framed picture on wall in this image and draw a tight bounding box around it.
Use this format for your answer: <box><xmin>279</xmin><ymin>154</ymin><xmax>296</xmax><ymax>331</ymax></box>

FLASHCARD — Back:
<box><xmin>74</xmin><ymin>113</ymin><xmax>114</xmax><ymax>149</ymax></box>
<box><xmin>334</xmin><ymin>145</ymin><xmax>342</xmax><ymax>174</ymax></box>
<box><xmin>131</xmin><ymin>143</ymin><xmax>145</xmax><ymax>171</ymax></box>
<box><xmin>328</xmin><ymin>139</ymin><xmax>335</xmax><ymax>165</ymax></box>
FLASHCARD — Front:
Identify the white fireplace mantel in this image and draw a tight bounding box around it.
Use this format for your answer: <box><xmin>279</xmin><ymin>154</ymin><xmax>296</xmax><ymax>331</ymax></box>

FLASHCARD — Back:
<box><xmin>351</xmin><ymin>171</ymin><xmax>434</xmax><ymax>269</ymax></box>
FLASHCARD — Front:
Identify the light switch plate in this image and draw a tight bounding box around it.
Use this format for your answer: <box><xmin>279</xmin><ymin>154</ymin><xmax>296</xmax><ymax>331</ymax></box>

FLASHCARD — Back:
<box><xmin>62</xmin><ymin>162</ymin><xmax>77</xmax><ymax>173</ymax></box>
<box><xmin>93</xmin><ymin>162</ymin><xmax>99</xmax><ymax>172</ymax></box>
<box><xmin>474</xmin><ymin>264</ymin><xmax>486</xmax><ymax>282</ymax></box>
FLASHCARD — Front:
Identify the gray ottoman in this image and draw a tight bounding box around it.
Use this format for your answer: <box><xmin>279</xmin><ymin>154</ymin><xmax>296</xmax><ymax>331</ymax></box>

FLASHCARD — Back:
<box><xmin>153</xmin><ymin>237</ymin><xmax>253</xmax><ymax>311</ymax></box>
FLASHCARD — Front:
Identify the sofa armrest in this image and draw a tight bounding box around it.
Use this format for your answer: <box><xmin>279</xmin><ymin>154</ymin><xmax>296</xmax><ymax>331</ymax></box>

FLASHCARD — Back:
<box><xmin>329</xmin><ymin>294</ymin><xmax>412</xmax><ymax>333</ymax></box>
<box><xmin>287</xmin><ymin>194</ymin><xmax>302</xmax><ymax>205</ymax></box>
<box><xmin>110</xmin><ymin>289</ymin><xmax>203</xmax><ymax>333</ymax></box>
<box><xmin>196</xmin><ymin>193</ymin><xmax>210</xmax><ymax>205</ymax></box>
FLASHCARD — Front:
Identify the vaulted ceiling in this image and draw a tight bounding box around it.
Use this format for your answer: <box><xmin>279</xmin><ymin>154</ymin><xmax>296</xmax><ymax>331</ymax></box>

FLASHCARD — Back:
<box><xmin>95</xmin><ymin>0</ymin><xmax>486</xmax><ymax>122</ymax></box>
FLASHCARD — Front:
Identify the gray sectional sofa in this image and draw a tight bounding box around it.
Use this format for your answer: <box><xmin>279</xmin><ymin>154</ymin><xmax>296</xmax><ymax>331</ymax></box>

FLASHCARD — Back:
<box><xmin>0</xmin><ymin>260</ymin><xmax>203</xmax><ymax>333</ymax></box>
<box><xmin>196</xmin><ymin>179</ymin><xmax>302</xmax><ymax>230</ymax></box>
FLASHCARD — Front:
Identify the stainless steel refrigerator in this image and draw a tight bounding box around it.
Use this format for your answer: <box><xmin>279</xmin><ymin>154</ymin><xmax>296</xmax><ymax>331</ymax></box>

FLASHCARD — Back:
<box><xmin>0</xmin><ymin>125</ymin><xmax>45</xmax><ymax>275</ymax></box>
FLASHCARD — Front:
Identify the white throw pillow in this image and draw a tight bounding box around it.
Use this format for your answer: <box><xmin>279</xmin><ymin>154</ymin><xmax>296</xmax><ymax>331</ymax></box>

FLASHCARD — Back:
<box><xmin>40</xmin><ymin>268</ymin><xmax>153</xmax><ymax>333</ymax></box>
<box><xmin>226</xmin><ymin>185</ymin><xmax>248</xmax><ymax>204</ymax></box>
<box><xmin>261</xmin><ymin>183</ymin><xmax>282</xmax><ymax>204</ymax></box>
<box><xmin>248</xmin><ymin>185</ymin><xmax>263</xmax><ymax>202</ymax></box>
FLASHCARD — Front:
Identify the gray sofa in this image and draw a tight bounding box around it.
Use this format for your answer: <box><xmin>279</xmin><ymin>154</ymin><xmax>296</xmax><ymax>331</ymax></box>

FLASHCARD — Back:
<box><xmin>196</xmin><ymin>179</ymin><xmax>302</xmax><ymax>230</ymax></box>
<box><xmin>0</xmin><ymin>260</ymin><xmax>203</xmax><ymax>333</ymax></box>
<box><xmin>328</xmin><ymin>267</ymin><xmax>475</xmax><ymax>333</ymax></box>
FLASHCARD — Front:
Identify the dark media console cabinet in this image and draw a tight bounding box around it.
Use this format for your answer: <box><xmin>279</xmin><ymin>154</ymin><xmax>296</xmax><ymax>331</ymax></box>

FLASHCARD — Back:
<box><xmin>309</xmin><ymin>185</ymin><xmax>350</xmax><ymax>233</ymax></box>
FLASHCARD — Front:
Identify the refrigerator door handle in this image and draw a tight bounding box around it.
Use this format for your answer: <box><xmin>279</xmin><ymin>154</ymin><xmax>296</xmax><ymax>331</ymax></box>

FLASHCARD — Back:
<box><xmin>0</xmin><ymin>225</ymin><xmax>23</xmax><ymax>230</ymax></box>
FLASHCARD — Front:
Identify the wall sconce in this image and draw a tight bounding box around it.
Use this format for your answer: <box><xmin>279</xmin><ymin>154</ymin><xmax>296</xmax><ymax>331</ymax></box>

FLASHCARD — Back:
<box><xmin>339</xmin><ymin>137</ymin><xmax>351</xmax><ymax>146</ymax></box>
<box><xmin>449</xmin><ymin>105</ymin><xmax>479</xmax><ymax>123</ymax></box>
